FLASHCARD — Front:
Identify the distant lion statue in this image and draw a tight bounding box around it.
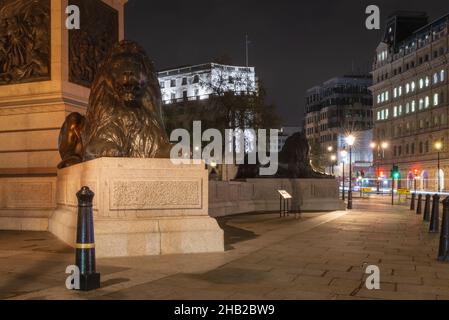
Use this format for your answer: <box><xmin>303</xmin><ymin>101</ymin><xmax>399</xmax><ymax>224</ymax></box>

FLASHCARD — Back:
<box><xmin>58</xmin><ymin>40</ymin><xmax>171</xmax><ymax>169</ymax></box>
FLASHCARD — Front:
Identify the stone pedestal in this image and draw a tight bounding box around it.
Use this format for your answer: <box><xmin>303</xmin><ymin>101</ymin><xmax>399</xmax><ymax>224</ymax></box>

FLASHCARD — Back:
<box><xmin>0</xmin><ymin>0</ymin><xmax>126</xmax><ymax>230</ymax></box>
<box><xmin>49</xmin><ymin>158</ymin><xmax>224</xmax><ymax>258</ymax></box>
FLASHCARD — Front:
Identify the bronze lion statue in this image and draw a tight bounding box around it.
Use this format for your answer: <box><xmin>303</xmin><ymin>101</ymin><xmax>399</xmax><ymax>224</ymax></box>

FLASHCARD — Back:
<box><xmin>58</xmin><ymin>40</ymin><xmax>171</xmax><ymax>169</ymax></box>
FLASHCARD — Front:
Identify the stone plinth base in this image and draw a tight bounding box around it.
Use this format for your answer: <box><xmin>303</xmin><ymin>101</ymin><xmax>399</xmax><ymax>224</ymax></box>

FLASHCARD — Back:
<box><xmin>209</xmin><ymin>178</ymin><xmax>345</xmax><ymax>217</ymax></box>
<box><xmin>49</xmin><ymin>158</ymin><xmax>224</xmax><ymax>258</ymax></box>
<box><xmin>0</xmin><ymin>176</ymin><xmax>57</xmax><ymax>231</ymax></box>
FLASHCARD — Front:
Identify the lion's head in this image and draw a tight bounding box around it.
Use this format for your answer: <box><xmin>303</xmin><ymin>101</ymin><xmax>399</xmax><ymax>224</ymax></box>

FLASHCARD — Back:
<box><xmin>82</xmin><ymin>40</ymin><xmax>170</xmax><ymax>160</ymax></box>
<box><xmin>89</xmin><ymin>40</ymin><xmax>162</xmax><ymax>112</ymax></box>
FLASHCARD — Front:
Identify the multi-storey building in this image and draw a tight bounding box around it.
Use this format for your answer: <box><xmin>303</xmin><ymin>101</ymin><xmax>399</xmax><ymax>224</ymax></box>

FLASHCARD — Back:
<box><xmin>372</xmin><ymin>11</ymin><xmax>449</xmax><ymax>191</ymax></box>
<box><xmin>304</xmin><ymin>75</ymin><xmax>373</xmax><ymax>168</ymax></box>
<box><xmin>157</xmin><ymin>63</ymin><xmax>256</xmax><ymax>105</ymax></box>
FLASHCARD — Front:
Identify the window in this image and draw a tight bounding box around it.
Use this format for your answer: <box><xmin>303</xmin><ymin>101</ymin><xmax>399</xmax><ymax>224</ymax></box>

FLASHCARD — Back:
<box><xmin>393</xmin><ymin>106</ymin><xmax>398</xmax><ymax>117</ymax></box>
<box><xmin>406</xmin><ymin>83</ymin><xmax>410</xmax><ymax>93</ymax></box>
<box><xmin>385</xmin><ymin>108</ymin><xmax>389</xmax><ymax>119</ymax></box>
<box><xmin>406</xmin><ymin>102</ymin><xmax>410</xmax><ymax>114</ymax></box>
<box><xmin>385</xmin><ymin>91</ymin><xmax>389</xmax><ymax>101</ymax></box>
<box><xmin>411</xmin><ymin>81</ymin><xmax>416</xmax><ymax>91</ymax></box>
<box><xmin>170</xmin><ymin>79</ymin><xmax>176</xmax><ymax>87</ymax></box>
<box><xmin>434</xmin><ymin>93</ymin><xmax>439</xmax><ymax>106</ymax></box>
<box><xmin>425</xmin><ymin>76</ymin><xmax>430</xmax><ymax>87</ymax></box>
<box><xmin>398</xmin><ymin>86</ymin><xmax>403</xmax><ymax>96</ymax></box>
<box><xmin>419</xmin><ymin>98</ymin><xmax>424</xmax><ymax>110</ymax></box>
<box><xmin>182</xmin><ymin>78</ymin><xmax>187</xmax><ymax>86</ymax></box>
<box><xmin>377</xmin><ymin>95</ymin><xmax>381</xmax><ymax>104</ymax></box>
<box><xmin>419</xmin><ymin>78</ymin><xmax>424</xmax><ymax>89</ymax></box>
<box><xmin>170</xmin><ymin>92</ymin><xmax>176</xmax><ymax>100</ymax></box>
<box><xmin>398</xmin><ymin>105</ymin><xmax>403</xmax><ymax>116</ymax></box>
<box><xmin>434</xmin><ymin>72</ymin><xmax>439</xmax><ymax>84</ymax></box>
<box><xmin>411</xmin><ymin>100</ymin><xmax>416</xmax><ymax>112</ymax></box>
<box><xmin>377</xmin><ymin>111</ymin><xmax>381</xmax><ymax>120</ymax></box>
<box><xmin>425</xmin><ymin>96</ymin><xmax>430</xmax><ymax>108</ymax></box>
<box><xmin>160</xmin><ymin>81</ymin><xmax>165</xmax><ymax>89</ymax></box>
<box><xmin>193</xmin><ymin>75</ymin><xmax>200</xmax><ymax>83</ymax></box>
<box><xmin>441</xmin><ymin>70</ymin><xmax>446</xmax><ymax>82</ymax></box>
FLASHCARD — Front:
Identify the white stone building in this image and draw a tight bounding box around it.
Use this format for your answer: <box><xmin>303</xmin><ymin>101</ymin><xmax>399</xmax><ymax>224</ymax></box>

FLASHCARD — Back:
<box><xmin>157</xmin><ymin>63</ymin><xmax>257</xmax><ymax>105</ymax></box>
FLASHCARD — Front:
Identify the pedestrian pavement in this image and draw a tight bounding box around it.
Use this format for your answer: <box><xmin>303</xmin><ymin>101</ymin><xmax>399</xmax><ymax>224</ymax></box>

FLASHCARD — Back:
<box><xmin>1</xmin><ymin>196</ymin><xmax>449</xmax><ymax>300</ymax></box>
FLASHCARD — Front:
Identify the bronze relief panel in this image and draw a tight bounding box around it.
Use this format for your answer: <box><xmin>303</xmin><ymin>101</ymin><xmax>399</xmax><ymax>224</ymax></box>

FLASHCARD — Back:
<box><xmin>69</xmin><ymin>0</ymin><xmax>119</xmax><ymax>88</ymax></box>
<box><xmin>0</xmin><ymin>0</ymin><xmax>51</xmax><ymax>85</ymax></box>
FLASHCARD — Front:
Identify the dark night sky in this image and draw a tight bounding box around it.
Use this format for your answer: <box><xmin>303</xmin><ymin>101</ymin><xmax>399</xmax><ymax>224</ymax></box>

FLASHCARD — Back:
<box><xmin>125</xmin><ymin>0</ymin><xmax>448</xmax><ymax>127</ymax></box>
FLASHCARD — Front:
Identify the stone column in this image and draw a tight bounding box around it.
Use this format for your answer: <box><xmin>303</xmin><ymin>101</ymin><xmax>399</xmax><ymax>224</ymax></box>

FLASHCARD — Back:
<box><xmin>0</xmin><ymin>0</ymin><xmax>127</xmax><ymax>230</ymax></box>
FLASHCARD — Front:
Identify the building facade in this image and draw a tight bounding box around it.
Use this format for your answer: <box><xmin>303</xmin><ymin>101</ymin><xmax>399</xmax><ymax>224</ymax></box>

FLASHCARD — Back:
<box><xmin>304</xmin><ymin>75</ymin><xmax>373</xmax><ymax>171</ymax></box>
<box><xmin>157</xmin><ymin>63</ymin><xmax>256</xmax><ymax>105</ymax></box>
<box><xmin>372</xmin><ymin>11</ymin><xmax>449</xmax><ymax>191</ymax></box>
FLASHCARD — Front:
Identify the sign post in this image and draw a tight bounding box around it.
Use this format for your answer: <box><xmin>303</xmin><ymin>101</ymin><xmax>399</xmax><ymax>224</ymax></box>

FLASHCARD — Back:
<box><xmin>278</xmin><ymin>190</ymin><xmax>292</xmax><ymax>218</ymax></box>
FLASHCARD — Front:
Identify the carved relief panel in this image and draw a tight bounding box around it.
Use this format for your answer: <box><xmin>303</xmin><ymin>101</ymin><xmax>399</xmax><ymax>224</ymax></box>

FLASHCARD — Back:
<box><xmin>69</xmin><ymin>0</ymin><xmax>119</xmax><ymax>88</ymax></box>
<box><xmin>0</xmin><ymin>0</ymin><xmax>51</xmax><ymax>85</ymax></box>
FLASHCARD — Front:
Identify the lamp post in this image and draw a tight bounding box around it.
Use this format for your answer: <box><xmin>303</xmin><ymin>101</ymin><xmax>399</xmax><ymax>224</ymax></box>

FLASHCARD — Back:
<box><xmin>435</xmin><ymin>141</ymin><xmax>443</xmax><ymax>193</ymax></box>
<box><xmin>330</xmin><ymin>154</ymin><xmax>337</xmax><ymax>175</ymax></box>
<box><xmin>346</xmin><ymin>135</ymin><xmax>356</xmax><ymax>209</ymax></box>
<box><xmin>327</xmin><ymin>146</ymin><xmax>333</xmax><ymax>174</ymax></box>
<box><xmin>341</xmin><ymin>148</ymin><xmax>347</xmax><ymax>201</ymax></box>
<box><xmin>370</xmin><ymin>141</ymin><xmax>388</xmax><ymax>194</ymax></box>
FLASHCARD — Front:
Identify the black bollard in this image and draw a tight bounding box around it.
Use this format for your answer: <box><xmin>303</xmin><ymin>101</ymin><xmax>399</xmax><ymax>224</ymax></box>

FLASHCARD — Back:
<box><xmin>416</xmin><ymin>194</ymin><xmax>422</xmax><ymax>215</ymax></box>
<box><xmin>438</xmin><ymin>197</ymin><xmax>449</xmax><ymax>261</ymax></box>
<box><xmin>75</xmin><ymin>186</ymin><xmax>100</xmax><ymax>291</ymax></box>
<box><xmin>430</xmin><ymin>194</ymin><xmax>440</xmax><ymax>233</ymax></box>
<box><xmin>423</xmin><ymin>194</ymin><xmax>431</xmax><ymax>221</ymax></box>
<box><xmin>410</xmin><ymin>192</ymin><xmax>416</xmax><ymax>211</ymax></box>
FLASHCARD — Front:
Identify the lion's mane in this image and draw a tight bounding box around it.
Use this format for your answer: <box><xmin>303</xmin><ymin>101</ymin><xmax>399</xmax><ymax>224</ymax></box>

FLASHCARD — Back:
<box><xmin>82</xmin><ymin>40</ymin><xmax>170</xmax><ymax>160</ymax></box>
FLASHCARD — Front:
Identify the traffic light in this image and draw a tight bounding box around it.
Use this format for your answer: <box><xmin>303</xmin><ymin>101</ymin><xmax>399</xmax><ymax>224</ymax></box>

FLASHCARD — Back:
<box><xmin>392</xmin><ymin>165</ymin><xmax>400</xmax><ymax>179</ymax></box>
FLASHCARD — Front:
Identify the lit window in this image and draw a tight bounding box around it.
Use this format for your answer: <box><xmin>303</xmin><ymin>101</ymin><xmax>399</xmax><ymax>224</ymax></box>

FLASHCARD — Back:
<box><xmin>406</xmin><ymin>102</ymin><xmax>410</xmax><ymax>113</ymax></box>
<box><xmin>419</xmin><ymin>98</ymin><xmax>424</xmax><ymax>110</ymax></box>
<box><xmin>393</xmin><ymin>106</ymin><xmax>398</xmax><ymax>117</ymax></box>
<box><xmin>398</xmin><ymin>86</ymin><xmax>402</xmax><ymax>96</ymax></box>
<box><xmin>406</xmin><ymin>83</ymin><xmax>410</xmax><ymax>93</ymax></box>
<box><xmin>411</xmin><ymin>100</ymin><xmax>416</xmax><ymax>112</ymax></box>
<box><xmin>393</xmin><ymin>87</ymin><xmax>398</xmax><ymax>98</ymax></box>
<box><xmin>411</xmin><ymin>81</ymin><xmax>416</xmax><ymax>91</ymax></box>
<box><xmin>434</xmin><ymin>72</ymin><xmax>439</xmax><ymax>84</ymax></box>
<box><xmin>381</xmin><ymin>110</ymin><xmax>385</xmax><ymax>120</ymax></box>
<box><xmin>419</xmin><ymin>78</ymin><xmax>424</xmax><ymax>89</ymax></box>
<box><xmin>385</xmin><ymin>91</ymin><xmax>389</xmax><ymax>101</ymax></box>
<box><xmin>434</xmin><ymin>93</ymin><xmax>439</xmax><ymax>106</ymax></box>
<box><xmin>381</xmin><ymin>92</ymin><xmax>385</xmax><ymax>102</ymax></box>
<box><xmin>398</xmin><ymin>105</ymin><xmax>402</xmax><ymax>115</ymax></box>
<box><xmin>425</xmin><ymin>96</ymin><xmax>430</xmax><ymax>108</ymax></box>
<box><xmin>441</xmin><ymin>70</ymin><xmax>446</xmax><ymax>82</ymax></box>
<box><xmin>377</xmin><ymin>95</ymin><xmax>381</xmax><ymax>103</ymax></box>
<box><xmin>425</xmin><ymin>76</ymin><xmax>430</xmax><ymax>87</ymax></box>
<box><xmin>377</xmin><ymin>111</ymin><xmax>381</xmax><ymax>120</ymax></box>
<box><xmin>385</xmin><ymin>108</ymin><xmax>389</xmax><ymax>119</ymax></box>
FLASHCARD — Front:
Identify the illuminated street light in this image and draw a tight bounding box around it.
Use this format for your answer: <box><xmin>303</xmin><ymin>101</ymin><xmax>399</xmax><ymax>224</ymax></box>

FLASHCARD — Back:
<box><xmin>435</xmin><ymin>141</ymin><xmax>443</xmax><ymax>192</ymax></box>
<box><xmin>345</xmin><ymin>134</ymin><xmax>355</xmax><ymax>209</ymax></box>
<box><xmin>340</xmin><ymin>148</ymin><xmax>348</xmax><ymax>201</ymax></box>
<box><xmin>327</xmin><ymin>146</ymin><xmax>333</xmax><ymax>152</ymax></box>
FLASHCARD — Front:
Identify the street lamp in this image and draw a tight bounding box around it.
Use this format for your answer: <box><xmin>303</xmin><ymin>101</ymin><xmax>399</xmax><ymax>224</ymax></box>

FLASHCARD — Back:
<box><xmin>330</xmin><ymin>154</ymin><xmax>337</xmax><ymax>175</ymax></box>
<box><xmin>370</xmin><ymin>141</ymin><xmax>388</xmax><ymax>193</ymax></box>
<box><xmin>346</xmin><ymin>135</ymin><xmax>355</xmax><ymax>209</ymax></box>
<box><xmin>435</xmin><ymin>141</ymin><xmax>443</xmax><ymax>193</ymax></box>
<box><xmin>341</xmin><ymin>148</ymin><xmax>347</xmax><ymax>201</ymax></box>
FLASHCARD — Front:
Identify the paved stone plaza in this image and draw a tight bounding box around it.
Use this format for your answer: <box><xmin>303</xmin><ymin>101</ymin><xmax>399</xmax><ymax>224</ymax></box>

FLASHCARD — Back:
<box><xmin>1</xmin><ymin>196</ymin><xmax>449</xmax><ymax>300</ymax></box>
